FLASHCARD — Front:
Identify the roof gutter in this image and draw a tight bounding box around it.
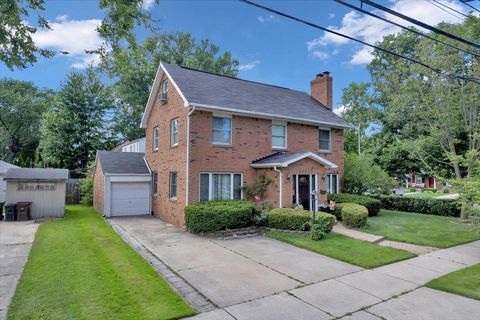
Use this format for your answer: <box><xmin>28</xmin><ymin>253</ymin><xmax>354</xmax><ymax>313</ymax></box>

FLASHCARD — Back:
<box><xmin>191</xmin><ymin>103</ymin><xmax>354</xmax><ymax>129</ymax></box>
<box><xmin>273</xmin><ymin>165</ymin><xmax>283</xmax><ymax>208</ymax></box>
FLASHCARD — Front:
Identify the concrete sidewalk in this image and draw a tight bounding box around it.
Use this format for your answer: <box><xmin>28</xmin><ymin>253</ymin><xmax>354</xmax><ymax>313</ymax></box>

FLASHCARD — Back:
<box><xmin>0</xmin><ymin>221</ymin><xmax>39</xmax><ymax>320</ymax></box>
<box><xmin>111</xmin><ymin>216</ymin><xmax>480</xmax><ymax>320</ymax></box>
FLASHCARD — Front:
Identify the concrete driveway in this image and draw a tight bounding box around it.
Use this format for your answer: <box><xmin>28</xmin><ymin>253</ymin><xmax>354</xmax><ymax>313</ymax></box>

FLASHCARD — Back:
<box><xmin>0</xmin><ymin>221</ymin><xmax>39</xmax><ymax>320</ymax></box>
<box><xmin>111</xmin><ymin>217</ymin><xmax>480</xmax><ymax>320</ymax></box>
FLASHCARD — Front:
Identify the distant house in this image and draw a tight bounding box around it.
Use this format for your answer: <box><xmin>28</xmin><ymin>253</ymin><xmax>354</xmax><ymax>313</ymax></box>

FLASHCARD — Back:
<box><xmin>94</xmin><ymin>63</ymin><xmax>351</xmax><ymax>225</ymax></box>
<box><xmin>406</xmin><ymin>174</ymin><xmax>443</xmax><ymax>190</ymax></box>
<box><xmin>4</xmin><ymin>168</ymin><xmax>69</xmax><ymax>218</ymax></box>
<box><xmin>112</xmin><ymin>138</ymin><xmax>146</xmax><ymax>153</ymax></box>
<box><xmin>0</xmin><ymin>161</ymin><xmax>19</xmax><ymax>203</ymax></box>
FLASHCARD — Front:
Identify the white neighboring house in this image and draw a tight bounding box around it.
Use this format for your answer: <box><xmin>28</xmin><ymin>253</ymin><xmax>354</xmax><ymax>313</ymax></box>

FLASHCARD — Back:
<box><xmin>113</xmin><ymin>137</ymin><xmax>146</xmax><ymax>153</ymax></box>
<box><xmin>0</xmin><ymin>161</ymin><xmax>19</xmax><ymax>203</ymax></box>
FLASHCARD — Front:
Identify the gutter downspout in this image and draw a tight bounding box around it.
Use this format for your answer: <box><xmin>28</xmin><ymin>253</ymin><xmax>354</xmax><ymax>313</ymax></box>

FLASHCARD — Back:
<box><xmin>273</xmin><ymin>165</ymin><xmax>282</xmax><ymax>208</ymax></box>
<box><xmin>185</xmin><ymin>106</ymin><xmax>196</xmax><ymax>206</ymax></box>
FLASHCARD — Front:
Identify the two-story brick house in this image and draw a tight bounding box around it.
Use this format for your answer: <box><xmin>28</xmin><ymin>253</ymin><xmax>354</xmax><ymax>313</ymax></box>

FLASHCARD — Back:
<box><xmin>93</xmin><ymin>63</ymin><xmax>351</xmax><ymax>224</ymax></box>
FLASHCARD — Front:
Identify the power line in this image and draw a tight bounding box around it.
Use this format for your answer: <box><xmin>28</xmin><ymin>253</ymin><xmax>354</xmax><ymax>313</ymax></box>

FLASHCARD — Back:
<box><xmin>239</xmin><ymin>0</ymin><xmax>480</xmax><ymax>84</ymax></box>
<box><xmin>427</xmin><ymin>0</ymin><xmax>465</xmax><ymax>20</ymax></box>
<box><xmin>362</xmin><ymin>0</ymin><xmax>480</xmax><ymax>49</ymax></box>
<box><xmin>430</xmin><ymin>0</ymin><xmax>470</xmax><ymax>18</ymax></box>
<box><xmin>457</xmin><ymin>0</ymin><xmax>480</xmax><ymax>13</ymax></box>
<box><xmin>333</xmin><ymin>0</ymin><xmax>479</xmax><ymax>58</ymax></box>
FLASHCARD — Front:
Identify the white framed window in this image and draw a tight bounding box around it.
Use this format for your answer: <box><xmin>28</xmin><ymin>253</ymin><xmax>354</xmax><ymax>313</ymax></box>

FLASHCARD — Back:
<box><xmin>170</xmin><ymin>118</ymin><xmax>178</xmax><ymax>146</ymax></box>
<box><xmin>169</xmin><ymin>172</ymin><xmax>177</xmax><ymax>199</ymax></box>
<box><xmin>319</xmin><ymin>128</ymin><xmax>331</xmax><ymax>151</ymax></box>
<box><xmin>212</xmin><ymin>115</ymin><xmax>232</xmax><ymax>145</ymax></box>
<box><xmin>272</xmin><ymin>122</ymin><xmax>287</xmax><ymax>149</ymax></box>
<box><xmin>18</xmin><ymin>183</ymin><xmax>56</xmax><ymax>191</ymax></box>
<box><xmin>415</xmin><ymin>176</ymin><xmax>423</xmax><ymax>185</ymax></box>
<box><xmin>159</xmin><ymin>80</ymin><xmax>168</xmax><ymax>100</ymax></box>
<box><xmin>152</xmin><ymin>127</ymin><xmax>159</xmax><ymax>150</ymax></box>
<box><xmin>199</xmin><ymin>173</ymin><xmax>242</xmax><ymax>202</ymax></box>
<box><xmin>327</xmin><ymin>174</ymin><xmax>338</xmax><ymax>194</ymax></box>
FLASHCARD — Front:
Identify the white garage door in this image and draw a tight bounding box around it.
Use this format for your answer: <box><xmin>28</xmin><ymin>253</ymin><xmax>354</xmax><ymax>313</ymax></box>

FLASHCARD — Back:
<box><xmin>111</xmin><ymin>182</ymin><xmax>150</xmax><ymax>216</ymax></box>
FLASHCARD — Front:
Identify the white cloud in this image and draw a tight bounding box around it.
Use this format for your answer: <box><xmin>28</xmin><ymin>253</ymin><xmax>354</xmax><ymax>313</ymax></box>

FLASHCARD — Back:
<box><xmin>257</xmin><ymin>14</ymin><xmax>279</xmax><ymax>23</ymax></box>
<box><xmin>33</xmin><ymin>15</ymin><xmax>103</xmax><ymax>68</ymax></box>
<box><xmin>307</xmin><ymin>0</ymin><xmax>468</xmax><ymax>65</ymax></box>
<box><xmin>333</xmin><ymin>104</ymin><xmax>349</xmax><ymax>117</ymax></box>
<box><xmin>238</xmin><ymin>60</ymin><xmax>260</xmax><ymax>71</ymax></box>
<box><xmin>142</xmin><ymin>0</ymin><xmax>155</xmax><ymax>10</ymax></box>
<box><xmin>312</xmin><ymin>51</ymin><xmax>329</xmax><ymax>61</ymax></box>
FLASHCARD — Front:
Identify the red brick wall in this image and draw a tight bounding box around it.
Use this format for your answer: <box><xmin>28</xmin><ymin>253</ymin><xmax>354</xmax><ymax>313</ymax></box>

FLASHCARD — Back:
<box><xmin>188</xmin><ymin>111</ymin><xmax>344</xmax><ymax>208</ymax></box>
<box><xmin>144</xmin><ymin>73</ymin><xmax>188</xmax><ymax>225</ymax></box>
<box><xmin>93</xmin><ymin>159</ymin><xmax>104</xmax><ymax>214</ymax></box>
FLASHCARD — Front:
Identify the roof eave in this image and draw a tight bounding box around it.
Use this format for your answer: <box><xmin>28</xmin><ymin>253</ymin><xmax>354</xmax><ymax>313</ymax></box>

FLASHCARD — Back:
<box><xmin>191</xmin><ymin>103</ymin><xmax>353</xmax><ymax>129</ymax></box>
<box><xmin>140</xmin><ymin>63</ymin><xmax>189</xmax><ymax>128</ymax></box>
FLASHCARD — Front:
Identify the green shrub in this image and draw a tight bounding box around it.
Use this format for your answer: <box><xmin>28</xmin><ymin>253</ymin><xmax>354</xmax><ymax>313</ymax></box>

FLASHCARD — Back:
<box><xmin>316</xmin><ymin>212</ymin><xmax>336</xmax><ymax>232</ymax></box>
<box><xmin>344</xmin><ymin>153</ymin><xmax>394</xmax><ymax>195</ymax></box>
<box><xmin>185</xmin><ymin>200</ymin><xmax>255</xmax><ymax>233</ymax></box>
<box><xmin>422</xmin><ymin>188</ymin><xmax>438</xmax><ymax>193</ymax></box>
<box><xmin>311</xmin><ymin>222</ymin><xmax>328</xmax><ymax>240</ymax></box>
<box><xmin>267</xmin><ymin>208</ymin><xmax>311</xmax><ymax>231</ymax></box>
<box><xmin>341</xmin><ymin>203</ymin><xmax>368</xmax><ymax>228</ymax></box>
<box><xmin>80</xmin><ymin>177</ymin><xmax>93</xmax><ymax>205</ymax></box>
<box><xmin>252</xmin><ymin>202</ymin><xmax>272</xmax><ymax>226</ymax></box>
<box><xmin>442</xmin><ymin>188</ymin><xmax>450</xmax><ymax>193</ymax></box>
<box><xmin>376</xmin><ymin>195</ymin><xmax>460</xmax><ymax>217</ymax></box>
<box><xmin>333</xmin><ymin>203</ymin><xmax>348</xmax><ymax>220</ymax></box>
<box><xmin>328</xmin><ymin>193</ymin><xmax>381</xmax><ymax>216</ymax></box>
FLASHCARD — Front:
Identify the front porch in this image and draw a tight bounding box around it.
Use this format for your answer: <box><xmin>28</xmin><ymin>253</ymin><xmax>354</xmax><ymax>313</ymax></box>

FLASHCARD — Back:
<box><xmin>251</xmin><ymin>152</ymin><xmax>340</xmax><ymax>210</ymax></box>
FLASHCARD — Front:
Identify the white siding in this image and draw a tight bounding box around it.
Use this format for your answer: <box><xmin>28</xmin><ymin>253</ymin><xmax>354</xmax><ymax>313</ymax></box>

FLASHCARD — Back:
<box><xmin>121</xmin><ymin>138</ymin><xmax>146</xmax><ymax>153</ymax></box>
<box><xmin>5</xmin><ymin>181</ymin><xmax>66</xmax><ymax>218</ymax></box>
<box><xmin>0</xmin><ymin>173</ymin><xmax>6</xmax><ymax>203</ymax></box>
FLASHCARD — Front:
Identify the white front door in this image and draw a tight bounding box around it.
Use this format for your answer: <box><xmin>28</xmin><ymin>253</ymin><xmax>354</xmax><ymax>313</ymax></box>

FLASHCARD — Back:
<box><xmin>110</xmin><ymin>182</ymin><xmax>150</xmax><ymax>216</ymax></box>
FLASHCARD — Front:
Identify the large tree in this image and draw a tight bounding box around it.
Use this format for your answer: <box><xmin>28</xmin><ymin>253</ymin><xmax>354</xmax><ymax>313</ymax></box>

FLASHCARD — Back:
<box><xmin>102</xmin><ymin>32</ymin><xmax>240</xmax><ymax>140</ymax></box>
<box><xmin>1</xmin><ymin>0</ymin><xmax>157</xmax><ymax>69</ymax></box>
<box><xmin>343</xmin><ymin>16</ymin><xmax>480</xmax><ymax>218</ymax></box>
<box><xmin>39</xmin><ymin>68</ymin><xmax>117</xmax><ymax>177</ymax></box>
<box><xmin>0</xmin><ymin>80</ymin><xmax>52</xmax><ymax>166</ymax></box>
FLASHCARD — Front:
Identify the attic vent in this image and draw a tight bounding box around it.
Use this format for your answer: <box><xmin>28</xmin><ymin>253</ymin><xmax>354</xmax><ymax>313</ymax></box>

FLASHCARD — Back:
<box><xmin>159</xmin><ymin>92</ymin><xmax>168</xmax><ymax>101</ymax></box>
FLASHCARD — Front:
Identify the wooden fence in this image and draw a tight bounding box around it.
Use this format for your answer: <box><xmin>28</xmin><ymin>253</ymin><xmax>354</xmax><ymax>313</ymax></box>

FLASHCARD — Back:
<box><xmin>66</xmin><ymin>179</ymin><xmax>83</xmax><ymax>204</ymax></box>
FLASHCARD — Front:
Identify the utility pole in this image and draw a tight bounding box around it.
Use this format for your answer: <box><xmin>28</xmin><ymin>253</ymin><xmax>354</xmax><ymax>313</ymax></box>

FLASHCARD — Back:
<box><xmin>358</xmin><ymin>122</ymin><xmax>361</xmax><ymax>155</ymax></box>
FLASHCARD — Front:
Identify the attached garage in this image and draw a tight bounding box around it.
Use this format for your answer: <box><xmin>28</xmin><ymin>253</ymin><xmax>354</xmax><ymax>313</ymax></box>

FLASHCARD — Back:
<box><xmin>94</xmin><ymin>151</ymin><xmax>151</xmax><ymax>217</ymax></box>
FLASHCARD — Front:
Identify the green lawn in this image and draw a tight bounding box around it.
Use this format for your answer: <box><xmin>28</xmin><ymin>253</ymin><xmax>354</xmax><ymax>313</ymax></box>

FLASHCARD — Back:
<box><xmin>361</xmin><ymin>210</ymin><xmax>480</xmax><ymax>248</ymax></box>
<box><xmin>8</xmin><ymin>205</ymin><xmax>195</xmax><ymax>320</ymax></box>
<box><xmin>404</xmin><ymin>191</ymin><xmax>442</xmax><ymax>199</ymax></box>
<box><xmin>427</xmin><ymin>264</ymin><xmax>480</xmax><ymax>300</ymax></box>
<box><xmin>265</xmin><ymin>231</ymin><xmax>415</xmax><ymax>268</ymax></box>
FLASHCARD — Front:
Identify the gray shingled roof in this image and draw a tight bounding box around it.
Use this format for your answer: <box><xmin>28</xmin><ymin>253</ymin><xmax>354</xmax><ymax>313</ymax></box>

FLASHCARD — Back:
<box><xmin>0</xmin><ymin>160</ymin><xmax>18</xmax><ymax>173</ymax></box>
<box><xmin>4</xmin><ymin>168</ymin><xmax>69</xmax><ymax>181</ymax></box>
<box><xmin>164</xmin><ymin>63</ymin><xmax>351</xmax><ymax>128</ymax></box>
<box><xmin>251</xmin><ymin>152</ymin><xmax>337</xmax><ymax>168</ymax></box>
<box><xmin>97</xmin><ymin>151</ymin><xmax>150</xmax><ymax>174</ymax></box>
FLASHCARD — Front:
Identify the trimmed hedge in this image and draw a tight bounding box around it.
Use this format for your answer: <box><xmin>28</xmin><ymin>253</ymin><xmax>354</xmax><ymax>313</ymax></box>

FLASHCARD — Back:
<box><xmin>376</xmin><ymin>195</ymin><xmax>461</xmax><ymax>217</ymax></box>
<box><xmin>185</xmin><ymin>200</ymin><xmax>255</xmax><ymax>233</ymax></box>
<box><xmin>341</xmin><ymin>203</ymin><xmax>368</xmax><ymax>228</ymax></box>
<box><xmin>316</xmin><ymin>212</ymin><xmax>336</xmax><ymax>232</ymax></box>
<box><xmin>267</xmin><ymin>208</ymin><xmax>311</xmax><ymax>231</ymax></box>
<box><xmin>333</xmin><ymin>203</ymin><xmax>348</xmax><ymax>220</ymax></box>
<box><xmin>328</xmin><ymin>193</ymin><xmax>381</xmax><ymax>216</ymax></box>
<box><xmin>266</xmin><ymin>208</ymin><xmax>336</xmax><ymax>231</ymax></box>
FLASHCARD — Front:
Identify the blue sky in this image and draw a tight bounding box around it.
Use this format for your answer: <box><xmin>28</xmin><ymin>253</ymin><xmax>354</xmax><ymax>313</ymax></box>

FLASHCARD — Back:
<box><xmin>1</xmin><ymin>0</ymin><xmax>477</xmax><ymax>112</ymax></box>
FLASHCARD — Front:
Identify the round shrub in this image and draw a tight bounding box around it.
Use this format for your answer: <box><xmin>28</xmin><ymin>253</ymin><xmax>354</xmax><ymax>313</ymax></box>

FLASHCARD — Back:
<box><xmin>185</xmin><ymin>200</ymin><xmax>254</xmax><ymax>233</ymax></box>
<box><xmin>267</xmin><ymin>208</ymin><xmax>311</xmax><ymax>231</ymax></box>
<box><xmin>328</xmin><ymin>193</ymin><xmax>381</xmax><ymax>216</ymax></box>
<box><xmin>341</xmin><ymin>203</ymin><xmax>368</xmax><ymax>228</ymax></box>
<box><xmin>311</xmin><ymin>222</ymin><xmax>327</xmax><ymax>240</ymax></box>
<box><xmin>316</xmin><ymin>212</ymin><xmax>336</xmax><ymax>232</ymax></box>
<box><xmin>333</xmin><ymin>203</ymin><xmax>348</xmax><ymax>221</ymax></box>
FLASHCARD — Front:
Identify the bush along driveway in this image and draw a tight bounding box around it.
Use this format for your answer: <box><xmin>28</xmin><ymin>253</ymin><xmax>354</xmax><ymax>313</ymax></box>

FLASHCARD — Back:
<box><xmin>7</xmin><ymin>205</ymin><xmax>195</xmax><ymax>320</ymax></box>
<box><xmin>111</xmin><ymin>216</ymin><xmax>480</xmax><ymax>320</ymax></box>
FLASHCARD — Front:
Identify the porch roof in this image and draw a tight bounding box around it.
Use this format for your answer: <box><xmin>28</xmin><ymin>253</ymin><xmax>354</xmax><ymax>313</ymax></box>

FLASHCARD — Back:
<box><xmin>251</xmin><ymin>152</ymin><xmax>337</xmax><ymax>169</ymax></box>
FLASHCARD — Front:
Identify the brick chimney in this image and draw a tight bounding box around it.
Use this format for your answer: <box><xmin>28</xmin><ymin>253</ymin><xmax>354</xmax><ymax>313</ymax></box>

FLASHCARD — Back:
<box><xmin>310</xmin><ymin>71</ymin><xmax>333</xmax><ymax>109</ymax></box>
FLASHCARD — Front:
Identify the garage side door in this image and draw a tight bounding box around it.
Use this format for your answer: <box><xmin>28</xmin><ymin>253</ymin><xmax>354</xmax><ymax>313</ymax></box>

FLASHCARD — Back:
<box><xmin>111</xmin><ymin>182</ymin><xmax>150</xmax><ymax>216</ymax></box>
